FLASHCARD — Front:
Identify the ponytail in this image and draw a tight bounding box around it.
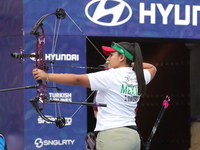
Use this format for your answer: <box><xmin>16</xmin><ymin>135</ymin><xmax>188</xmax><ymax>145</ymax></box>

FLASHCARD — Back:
<box><xmin>118</xmin><ymin>42</ymin><xmax>146</xmax><ymax>95</ymax></box>
<box><xmin>133</xmin><ymin>43</ymin><xmax>146</xmax><ymax>95</ymax></box>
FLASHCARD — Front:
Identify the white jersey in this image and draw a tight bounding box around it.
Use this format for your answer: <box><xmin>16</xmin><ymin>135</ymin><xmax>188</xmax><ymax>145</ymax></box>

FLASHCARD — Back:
<box><xmin>87</xmin><ymin>67</ymin><xmax>151</xmax><ymax>131</ymax></box>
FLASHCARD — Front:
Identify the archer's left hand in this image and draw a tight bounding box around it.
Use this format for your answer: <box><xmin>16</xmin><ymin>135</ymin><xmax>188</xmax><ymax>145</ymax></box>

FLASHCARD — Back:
<box><xmin>32</xmin><ymin>69</ymin><xmax>48</xmax><ymax>81</ymax></box>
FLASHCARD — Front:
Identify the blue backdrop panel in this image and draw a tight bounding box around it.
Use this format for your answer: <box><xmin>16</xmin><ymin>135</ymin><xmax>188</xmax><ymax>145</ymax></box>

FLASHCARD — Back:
<box><xmin>0</xmin><ymin>0</ymin><xmax>24</xmax><ymax>150</ymax></box>
<box><xmin>23</xmin><ymin>34</ymin><xmax>87</xmax><ymax>149</ymax></box>
<box><xmin>0</xmin><ymin>0</ymin><xmax>23</xmax><ymax>37</ymax></box>
<box><xmin>0</xmin><ymin>36</ymin><xmax>24</xmax><ymax>150</ymax></box>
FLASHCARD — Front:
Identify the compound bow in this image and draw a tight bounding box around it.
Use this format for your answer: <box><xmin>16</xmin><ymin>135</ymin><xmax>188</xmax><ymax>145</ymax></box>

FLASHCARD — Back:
<box><xmin>28</xmin><ymin>8</ymin><xmax>66</xmax><ymax>128</ymax></box>
<box><xmin>10</xmin><ymin>8</ymin><xmax>107</xmax><ymax>128</ymax></box>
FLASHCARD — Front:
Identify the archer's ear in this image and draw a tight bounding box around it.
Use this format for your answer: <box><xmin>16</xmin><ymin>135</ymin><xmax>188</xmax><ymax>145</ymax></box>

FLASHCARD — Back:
<box><xmin>119</xmin><ymin>54</ymin><xmax>126</xmax><ymax>62</ymax></box>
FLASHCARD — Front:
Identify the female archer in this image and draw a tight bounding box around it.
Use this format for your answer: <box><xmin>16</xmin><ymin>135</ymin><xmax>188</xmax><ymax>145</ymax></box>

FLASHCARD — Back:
<box><xmin>32</xmin><ymin>41</ymin><xmax>157</xmax><ymax>150</ymax></box>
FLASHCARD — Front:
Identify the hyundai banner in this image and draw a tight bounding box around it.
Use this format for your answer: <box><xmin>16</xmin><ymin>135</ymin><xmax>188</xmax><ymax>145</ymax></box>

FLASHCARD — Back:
<box><xmin>24</xmin><ymin>0</ymin><xmax>200</xmax><ymax>39</ymax></box>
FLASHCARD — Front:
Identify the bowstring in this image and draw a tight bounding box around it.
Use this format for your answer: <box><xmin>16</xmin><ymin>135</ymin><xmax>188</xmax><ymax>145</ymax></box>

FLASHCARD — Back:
<box><xmin>65</xmin><ymin>11</ymin><xmax>106</xmax><ymax>60</ymax></box>
<box><xmin>51</xmin><ymin>17</ymin><xmax>63</xmax><ymax>119</ymax></box>
<box><xmin>70</xmin><ymin>91</ymin><xmax>96</xmax><ymax>118</ymax></box>
<box><xmin>64</xmin><ymin>11</ymin><xmax>107</xmax><ymax>118</ymax></box>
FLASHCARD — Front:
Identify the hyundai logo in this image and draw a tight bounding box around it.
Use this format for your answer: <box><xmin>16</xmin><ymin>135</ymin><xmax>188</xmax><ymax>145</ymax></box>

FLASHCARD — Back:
<box><xmin>85</xmin><ymin>0</ymin><xmax>132</xmax><ymax>26</ymax></box>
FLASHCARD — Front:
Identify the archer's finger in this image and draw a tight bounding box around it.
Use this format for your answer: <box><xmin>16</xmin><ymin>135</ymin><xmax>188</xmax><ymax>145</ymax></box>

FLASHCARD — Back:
<box><xmin>33</xmin><ymin>73</ymin><xmax>38</xmax><ymax>80</ymax></box>
<box><xmin>32</xmin><ymin>69</ymin><xmax>38</xmax><ymax>73</ymax></box>
<box><xmin>32</xmin><ymin>70</ymin><xmax>38</xmax><ymax>76</ymax></box>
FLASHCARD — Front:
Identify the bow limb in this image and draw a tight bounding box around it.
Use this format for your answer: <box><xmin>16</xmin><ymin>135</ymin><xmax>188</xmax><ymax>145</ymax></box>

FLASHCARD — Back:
<box><xmin>30</xmin><ymin>8</ymin><xmax>66</xmax><ymax>35</ymax></box>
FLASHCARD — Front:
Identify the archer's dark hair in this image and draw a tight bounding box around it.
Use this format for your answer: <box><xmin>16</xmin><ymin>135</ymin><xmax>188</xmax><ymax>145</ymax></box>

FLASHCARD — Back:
<box><xmin>117</xmin><ymin>42</ymin><xmax>146</xmax><ymax>95</ymax></box>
